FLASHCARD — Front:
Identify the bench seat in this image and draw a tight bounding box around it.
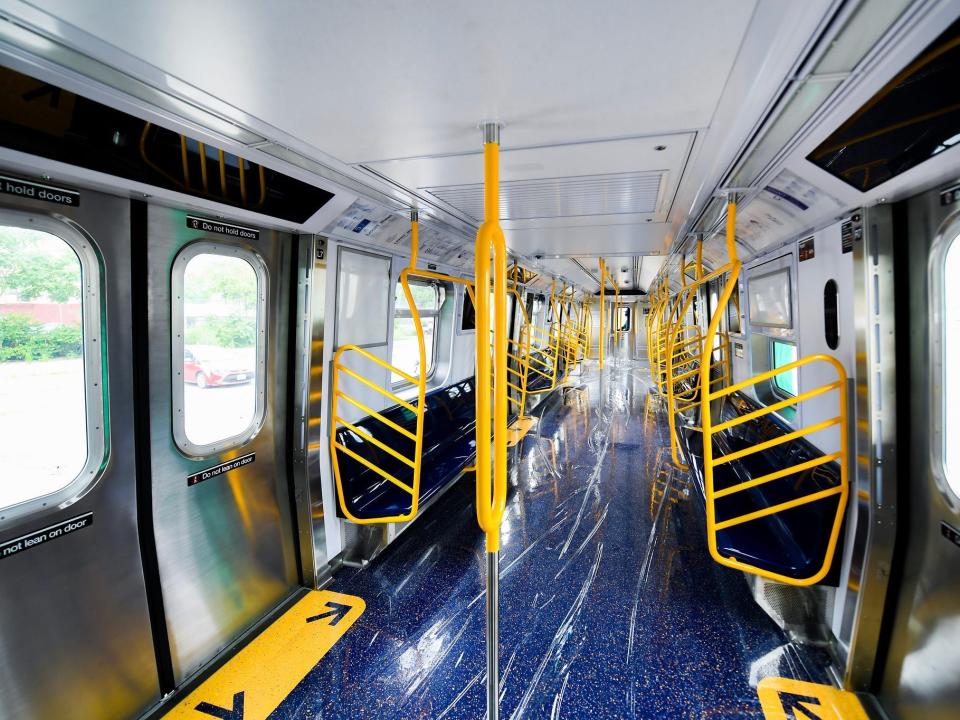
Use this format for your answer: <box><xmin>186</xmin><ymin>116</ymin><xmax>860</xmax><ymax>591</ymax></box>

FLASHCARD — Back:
<box><xmin>684</xmin><ymin>391</ymin><xmax>844</xmax><ymax>583</ymax></box>
<box><xmin>335</xmin><ymin>377</ymin><xmax>478</xmax><ymax>520</ymax></box>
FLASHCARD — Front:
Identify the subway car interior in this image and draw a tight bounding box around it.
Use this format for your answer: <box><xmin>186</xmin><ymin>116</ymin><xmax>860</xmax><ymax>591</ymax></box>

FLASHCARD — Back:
<box><xmin>1</xmin><ymin>1</ymin><xmax>960</xmax><ymax>719</ymax></box>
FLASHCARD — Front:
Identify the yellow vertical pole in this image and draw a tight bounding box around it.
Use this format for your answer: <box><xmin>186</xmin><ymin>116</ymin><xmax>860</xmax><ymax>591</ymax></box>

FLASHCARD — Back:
<box><xmin>583</xmin><ymin>291</ymin><xmax>593</xmax><ymax>360</ymax></box>
<box><xmin>701</xmin><ymin>194</ymin><xmax>741</xmax><ymax>570</ymax></box>
<box><xmin>475</xmin><ymin>121</ymin><xmax>507</xmax><ymax>720</ymax></box>
<box><xmin>599</xmin><ymin>258</ymin><xmax>606</xmax><ymax>370</ymax></box>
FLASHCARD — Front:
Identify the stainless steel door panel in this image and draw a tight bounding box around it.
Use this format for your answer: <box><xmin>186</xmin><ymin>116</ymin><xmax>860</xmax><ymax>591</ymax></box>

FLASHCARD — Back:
<box><xmin>881</xmin><ymin>183</ymin><xmax>960</xmax><ymax>718</ymax></box>
<box><xmin>292</xmin><ymin>235</ymin><xmax>331</xmax><ymax>587</ymax></box>
<box><xmin>146</xmin><ymin>206</ymin><xmax>297</xmax><ymax>683</ymax></box>
<box><xmin>0</xmin><ymin>189</ymin><xmax>159</xmax><ymax>719</ymax></box>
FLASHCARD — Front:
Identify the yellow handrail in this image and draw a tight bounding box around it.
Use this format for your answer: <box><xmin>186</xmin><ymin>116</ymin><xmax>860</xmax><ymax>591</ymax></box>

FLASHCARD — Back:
<box><xmin>698</xmin><ymin>198</ymin><xmax>850</xmax><ymax>586</ymax></box>
<box><xmin>330</xmin><ymin>342</ymin><xmax>423</xmax><ymax>523</ymax></box>
<box><xmin>329</xmin><ymin>215</ymin><xmax>430</xmax><ymax>524</ymax></box>
<box><xmin>598</xmin><ymin>260</ymin><xmax>621</xmax><ymax>366</ymax></box>
<box><xmin>330</xmin><ymin>214</ymin><xmax>479</xmax><ymax>524</ymax></box>
<box><xmin>505</xmin><ymin>285</ymin><xmax>531</xmax><ymax>413</ymax></box>
<box><xmin>475</xmin><ymin>131</ymin><xmax>508</xmax><ymax>554</ymax></box>
<box><xmin>599</xmin><ymin>259</ymin><xmax>606</xmax><ymax>369</ymax></box>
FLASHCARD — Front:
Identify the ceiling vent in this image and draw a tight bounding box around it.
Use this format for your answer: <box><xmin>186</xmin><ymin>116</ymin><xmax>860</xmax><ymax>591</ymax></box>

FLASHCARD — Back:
<box><xmin>422</xmin><ymin>171</ymin><xmax>663</xmax><ymax>222</ymax></box>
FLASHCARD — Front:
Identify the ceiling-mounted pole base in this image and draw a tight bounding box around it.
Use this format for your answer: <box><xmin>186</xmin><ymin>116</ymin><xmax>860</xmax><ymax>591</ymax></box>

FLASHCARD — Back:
<box><xmin>479</xmin><ymin>120</ymin><xmax>503</xmax><ymax>144</ymax></box>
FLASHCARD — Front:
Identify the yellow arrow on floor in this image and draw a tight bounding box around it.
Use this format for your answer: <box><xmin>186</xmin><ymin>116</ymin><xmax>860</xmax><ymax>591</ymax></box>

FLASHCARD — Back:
<box><xmin>163</xmin><ymin>590</ymin><xmax>364</xmax><ymax>720</ymax></box>
<box><xmin>757</xmin><ymin>677</ymin><xmax>868</xmax><ymax>720</ymax></box>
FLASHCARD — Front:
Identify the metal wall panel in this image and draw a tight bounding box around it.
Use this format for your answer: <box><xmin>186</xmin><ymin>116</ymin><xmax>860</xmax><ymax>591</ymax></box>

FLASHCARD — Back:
<box><xmin>839</xmin><ymin>205</ymin><xmax>898</xmax><ymax>688</ymax></box>
<box><xmin>292</xmin><ymin>234</ymin><xmax>333</xmax><ymax>586</ymax></box>
<box><xmin>0</xmin><ymin>187</ymin><xmax>159</xmax><ymax>719</ymax></box>
<box><xmin>146</xmin><ymin>206</ymin><xmax>298</xmax><ymax>683</ymax></box>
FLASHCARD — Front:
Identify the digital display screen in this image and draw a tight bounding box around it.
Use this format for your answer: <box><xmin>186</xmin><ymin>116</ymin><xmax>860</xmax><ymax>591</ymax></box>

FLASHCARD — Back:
<box><xmin>807</xmin><ymin>17</ymin><xmax>960</xmax><ymax>191</ymax></box>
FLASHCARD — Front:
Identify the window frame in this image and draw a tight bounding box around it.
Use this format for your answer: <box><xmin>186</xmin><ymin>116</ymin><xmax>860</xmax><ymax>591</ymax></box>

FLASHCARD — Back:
<box><xmin>0</xmin><ymin>209</ymin><xmax>106</xmax><ymax>525</ymax></box>
<box><xmin>930</xmin><ymin>211</ymin><xmax>960</xmax><ymax>504</ymax></box>
<box><xmin>391</xmin><ymin>278</ymin><xmax>444</xmax><ymax>387</ymax></box>
<box><xmin>170</xmin><ymin>240</ymin><xmax>268</xmax><ymax>458</ymax></box>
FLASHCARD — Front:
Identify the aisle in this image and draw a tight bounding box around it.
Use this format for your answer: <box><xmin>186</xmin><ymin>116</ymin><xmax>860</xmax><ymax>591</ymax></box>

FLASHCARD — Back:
<box><xmin>275</xmin><ymin>358</ymin><xmax>831</xmax><ymax>719</ymax></box>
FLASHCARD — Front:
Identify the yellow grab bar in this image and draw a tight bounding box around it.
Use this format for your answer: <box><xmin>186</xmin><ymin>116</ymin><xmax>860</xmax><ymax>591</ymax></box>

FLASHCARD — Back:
<box><xmin>330</xmin><ymin>214</ymin><xmax>429</xmax><ymax>524</ymax></box>
<box><xmin>474</xmin><ymin>127</ymin><xmax>508</xmax><ymax>554</ymax></box>
<box><xmin>698</xmin><ymin>197</ymin><xmax>849</xmax><ymax>587</ymax></box>
<box><xmin>599</xmin><ymin>259</ymin><xmax>606</xmax><ymax>369</ymax></box>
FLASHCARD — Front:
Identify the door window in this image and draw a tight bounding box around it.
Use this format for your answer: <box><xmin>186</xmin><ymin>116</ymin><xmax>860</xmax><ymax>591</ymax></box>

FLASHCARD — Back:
<box><xmin>172</xmin><ymin>243</ymin><xmax>266</xmax><ymax>456</ymax></box>
<box><xmin>0</xmin><ymin>215</ymin><xmax>104</xmax><ymax>522</ymax></box>
<box><xmin>944</xmin><ymin>231</ymin><xmax>960</xmax><ymax>497</ymax></box>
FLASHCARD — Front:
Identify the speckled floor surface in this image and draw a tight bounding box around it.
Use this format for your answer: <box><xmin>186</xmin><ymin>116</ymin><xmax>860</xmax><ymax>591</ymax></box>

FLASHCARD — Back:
<box><xmin>274</xmin><ymin>356</ymin><xmax>832</xmax><ymax>719</ymax></box>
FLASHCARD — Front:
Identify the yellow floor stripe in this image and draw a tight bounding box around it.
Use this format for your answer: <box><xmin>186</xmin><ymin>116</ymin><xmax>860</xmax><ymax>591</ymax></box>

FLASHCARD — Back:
<box><xmin>758</xmin><ymin>677</ymin><xmax>869</xmax><ymax>720</ymax></box>
<box><xmin>163</xmin><ymin>590</ymin><xmax>364</xmax><ymax>720</ymax></box>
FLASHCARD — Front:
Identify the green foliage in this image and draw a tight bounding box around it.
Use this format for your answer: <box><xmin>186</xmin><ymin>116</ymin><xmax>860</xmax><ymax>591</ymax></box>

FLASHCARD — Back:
<box><xmin>0</xmin><ymin>230</ymin><xmax>81</xmax><ymax>302</ymax></box>
<box><xmin>185</xmin><ymin>316</ymin><xmax>256</xmax><ymax>348</ymax></box>
<box><xmin>0</xmin><ymin>314</ymin><xmax>83</xmax><ymax>361</ymax></box>
<box><xmin>395</xmin><ymin>282</ymin><xmax>442</xmax><ymax>311</ymax></box>
<box><xmin>184</xmin><ymin>256</ymin><xmax>257</xmax><ymax>311</ymax></box>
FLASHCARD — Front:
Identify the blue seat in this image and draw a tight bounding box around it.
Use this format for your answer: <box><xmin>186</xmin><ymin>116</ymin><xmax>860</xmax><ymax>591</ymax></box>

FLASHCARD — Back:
<box><xmin>525</xmin><ymin>350</ymin><xmax>564</xmax><ymax>393</ymax></box>
<box><xmin>684</xmin><ymin>391</ymin><xmax>844</xmax><ymax>583</ymax></box>
<box><xmin>335</xmin><ymin>378</ymin><xmax>478</xmax><ymax>520</ymax></box>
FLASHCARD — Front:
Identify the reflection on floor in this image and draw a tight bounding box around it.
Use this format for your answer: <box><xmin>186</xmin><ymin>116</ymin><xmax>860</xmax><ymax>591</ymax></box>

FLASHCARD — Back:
<box><xmin>276</xmin><ymin>357</ymin><xmax>831</xmax><ymax>719</ymax></box>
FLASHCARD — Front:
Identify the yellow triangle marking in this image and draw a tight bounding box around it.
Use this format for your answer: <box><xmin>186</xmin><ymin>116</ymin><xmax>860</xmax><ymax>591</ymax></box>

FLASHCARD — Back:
<box><xmin>757</xmin><ymin>677</ymin><xmax>869</xmax><ymax>720</ymax></box>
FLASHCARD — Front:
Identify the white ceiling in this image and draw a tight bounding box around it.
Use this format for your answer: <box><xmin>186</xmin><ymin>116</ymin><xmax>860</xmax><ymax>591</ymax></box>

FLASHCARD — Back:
<box><xmin>423</xmin><ymin>171</ymin><xmax>664</xmax><ymax>223</ymax></box>
<box><xmin>1</xmin><ymin>0</ymin><xmax>847</xmax><ymax>291</ymax></box>
<box><xmin>22</xmin><ymin>0</ymin><xmax>756</xmax><ymax>161</ymax></box>
<box><xmin>14</xmin><ymin>0</ymin><xmax>758</xmax><ymax>268</ymax></box>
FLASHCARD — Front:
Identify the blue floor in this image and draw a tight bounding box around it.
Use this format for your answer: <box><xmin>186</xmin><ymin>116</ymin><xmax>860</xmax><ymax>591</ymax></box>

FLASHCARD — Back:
<box><xmin>275</xmin><ymin>357</ymin><xmax>832</xmax><ymax>719</ymax></box>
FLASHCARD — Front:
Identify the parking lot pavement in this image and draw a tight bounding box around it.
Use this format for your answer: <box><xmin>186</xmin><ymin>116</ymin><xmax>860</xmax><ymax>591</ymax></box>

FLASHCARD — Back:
<box><xmin>0</xmin><ymin>359</ymin><xmax>257</xmax><ymax>509</ymax></box>
<box><xmin>183</xmin><ymin>381</ymin><xmax>257</xmax><ymax>446</ymax></box>
<box><xmin>0</xmin><ymin>358</ymin><xmax>87</xmax><ymax>508</ymax></box>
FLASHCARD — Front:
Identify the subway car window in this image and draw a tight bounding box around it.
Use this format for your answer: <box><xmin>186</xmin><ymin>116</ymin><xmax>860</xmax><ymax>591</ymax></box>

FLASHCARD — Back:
<box><xmin>727</xmin><ymin>278</ymin><xmax>742</xmax><ymax>333</ymax></box>
<box><xmin>460</xmin><ymin>289</ymin><xmax>476</xmax><ymax>331</ymax></box>
<box><xmin>172</xmin><ymin>244</ymin><xmax>266</xmax><ymax>455</ymax></box>
<box><xmin>824</xmin><ymin>279</ymin><xmax>840</xmax><ymax>350</ymax></box>
<box><xmin>0</xmin><ymin>217</ymin><xmax>103</xmax><ymax>519</ymax></box>
<box><xmin>945</xmin><ymin>232</ymin><xmax>960</xmax><ymax>497</ymax></box>
<box><xmin>771</xmin><ymin>339</ymin><xmax>798</xmax><ymax>397</ymax></box>
<box><xmin>392</xmin><ymin>280</ymin><xmax>444</xmax><ymax>383</ymax></box>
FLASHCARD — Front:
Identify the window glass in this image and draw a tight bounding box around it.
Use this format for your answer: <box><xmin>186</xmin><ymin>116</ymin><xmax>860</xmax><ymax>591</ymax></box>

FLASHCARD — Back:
<box><xmin>749</xmin><ymin>266</ymin><xmax>793</xmax><ymax>328</ymax></box>
<box><xmin>807</xmin><ymin>16</ymin><xmax>960</xmax><ymax>191</ymax></box>
<box><xmin>771</xmin><ymin>340</ymin><xmax>798</xmax><ymax>397</ymax></box>
<box><xmin>824</xmin><ymin>280</ymin><xmax>840</xmax><ymax>350</ymax></box>
<box><xmin>336</xmin><ymin>248</ymin><xmax>391</xmax><ymax>347</ymax></box>
<box><xmin>945</xmin><ymin>234</ymin><xmax>960</xmax><ymax>497</ymax></box>
<box><xmin>460</xmin><ymin>290</ymin><xmax>476</xmax><ymax>331</ymax></box>
<box><xmin>0</xmin><ymin>225</ymin><xmax>87</xmax><ymax>511</ymax></box>
<box><xmin>708</xmin><ymin>281</ymin><xmax>719</xmax><ymax>324</ymax></box>
<box><xmin>181</xmin><ymin>252</ymin><xmax>259</xmax><ymax>448</ymax></box>
<box><xmin>727</xmin><ymin>282</ymin><xmax>742</xmax><ymax>333</ymax></box>
<box><xmin>392</xmin><ymin>280</ymin><xmax>444</xmax><ymax>383</ymax></box>
<box><xmin>616</xmin><ymin>306</ymin><xmax>631</xmax><ymax>332</ymax></box>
